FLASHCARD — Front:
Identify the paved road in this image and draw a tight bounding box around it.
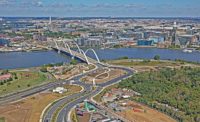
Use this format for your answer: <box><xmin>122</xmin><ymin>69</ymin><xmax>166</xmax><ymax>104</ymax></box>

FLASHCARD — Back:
<box><xmin>0</xmin><ymin>81</ymin><xmax>64</xmax><ymax>105</ymax></box>
<box><xmin>0</xmin><ymin>64</ymin><xmax>98</xmax><ymax>105</ymax></box>
<box><xmin>54</xmin><ymin>65</ymin><xmax>134</xmax><ymax>122</ymax></box>
<box><xmin>0</xmin><ymin>61</ymin><xmax>133</xmax><ymax>122</ymax></box>
<box><xmin>42</xmin><ymin>65</ymin><xmax>103</xmax><ymax>122</ymax></box>
<box><xmin>43</xmin><ymin>81</ymin><xmax>92</xmax><ymax>122</ymax></box>
<box><xmin>56</xmin><ymin>86</ymin><xmax>102</xmax><ymax>122</ymax></box>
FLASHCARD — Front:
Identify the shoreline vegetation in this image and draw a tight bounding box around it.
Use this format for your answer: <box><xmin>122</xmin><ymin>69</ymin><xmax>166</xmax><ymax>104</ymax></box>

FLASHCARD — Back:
<box><xmin>96</xmin><ymin>59</ymin><xmax>200</xmax><ymax>122</ymax></box>
<box><xmin>105</xmin><ymin>56</ymin><xmax>200</xmax><ymax>66</ymax></box>
<box><xmin>118</xmin><ymin>66</ymin><xmax>200</xmax><ymax>122</ymax></box>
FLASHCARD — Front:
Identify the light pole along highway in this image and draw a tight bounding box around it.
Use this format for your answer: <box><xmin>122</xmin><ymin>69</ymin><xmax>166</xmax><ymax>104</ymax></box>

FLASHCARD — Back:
<box><xmin>42</xmin><ymin>39</ymin><xmax>134</xmax><ymax>122</ymax></box>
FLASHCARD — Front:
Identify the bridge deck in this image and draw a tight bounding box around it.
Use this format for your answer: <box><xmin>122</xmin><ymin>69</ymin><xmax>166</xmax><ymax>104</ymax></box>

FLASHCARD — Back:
<box><xmin>54</xmin><ymin>47</ymin><xmax>99</xmax><ymax>64</ymax></box>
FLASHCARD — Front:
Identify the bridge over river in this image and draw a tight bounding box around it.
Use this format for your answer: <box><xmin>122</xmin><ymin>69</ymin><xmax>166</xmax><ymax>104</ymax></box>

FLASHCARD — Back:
<box><xmin>52</xmin><ymin>39</ymin><xmax>101</xmax><ymax>65</ymax></box>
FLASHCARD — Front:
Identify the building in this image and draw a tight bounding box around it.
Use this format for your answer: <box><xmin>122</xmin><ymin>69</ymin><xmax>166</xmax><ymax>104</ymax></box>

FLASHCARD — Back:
<box><xmin>0</xmin><ymin>74</ymin><xmax>12</xmax><ymax>81</ymax></box>
<box><xmin>0</xmin><ymin>39</ymin><xmax>10</xmax><ymax>47</ymax></box>
<box><xmin>33</xmin><ymin>34</ymin><xmax>47</xmax><ymax>41</ymax></box>
<box><xmin>172</xmin><ymin>22</ymin><xmax>178</xmax><ymax>45</ymax></box>
<box><xmin>137</xmin><ymin>39</ymin><xmax>154</xmax><ymax>46</ymax></box>
<box><xmin>149</xmin><ymin>36</ymin><xmax>165</xmax><ymax>44</ymax></box>
<box><xmin>53</xmin><ymin>87</ymin><xmax>67</xmax><ymax>94</ymax></box>
<box><xmin>77</xmin><ymin>37</ymin><xmax>103</xmax><ymax>47</ymax></box>
<box><xmin>132</xmin><ymin>32</ymin><xmax>144</xmax><ymax>40</ymax></box>
<box><xmin>77</xmin><ymin>38</ymin><xmax>85</xmax><ymax>46</ymax></box>
<box><xmin>178</xmin><ymin>35</ymin><xmax>197</xmax><ymax>47</ymax></box>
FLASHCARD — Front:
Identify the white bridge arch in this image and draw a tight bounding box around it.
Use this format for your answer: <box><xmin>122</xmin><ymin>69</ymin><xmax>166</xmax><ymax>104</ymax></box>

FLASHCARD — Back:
<box><xmin>85</xmin><ymin>49</ymin><xmax>100</xmax><ymax>63</ymax></box>
<box><xmin>62</xmin><ymin>40</ymin><xmax>73</xmax><ymax>56</ymax></box>
<box><xmin>72</xmin><ymin>40</ymin><xmax>82</xmax><ymax>54</ymax></box>
<box><xmin>79</xmin><ymin>49</ymin><xmax>91</xmax><ymax>64</ymax></box>
<box><xmin>52</xmin><ymin>39</ymin><xmax>101</xmax><ymax>64</ymax></box>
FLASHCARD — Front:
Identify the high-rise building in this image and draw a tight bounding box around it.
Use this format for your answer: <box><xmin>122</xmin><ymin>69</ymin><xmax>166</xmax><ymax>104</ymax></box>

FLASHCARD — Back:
<box><xmin>172</xmin><ymin>22</ymin><xmax>179</xmax><ymax>45</ymax></box>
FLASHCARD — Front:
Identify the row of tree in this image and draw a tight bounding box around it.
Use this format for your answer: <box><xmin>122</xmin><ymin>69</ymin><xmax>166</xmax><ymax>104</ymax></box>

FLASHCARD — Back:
<box><xmin>119</xmin><ymin>67</ymin><xmax>200</xmax><ymax>122</ymax></box>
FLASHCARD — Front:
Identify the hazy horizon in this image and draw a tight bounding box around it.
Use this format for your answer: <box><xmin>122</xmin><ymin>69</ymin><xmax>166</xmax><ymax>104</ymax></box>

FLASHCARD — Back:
<box><xmin>0</xmin><ymin>0</ymin><xmax>200</xmax><ymax>17</ymax></box>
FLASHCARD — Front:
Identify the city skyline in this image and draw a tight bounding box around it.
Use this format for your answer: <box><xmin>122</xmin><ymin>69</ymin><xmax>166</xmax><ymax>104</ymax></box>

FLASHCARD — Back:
<box><xmin>1</xmin><ymin>6</ymin><xmax>200</xmax><ymax>122</ymax></box>
<box><xmin>0</xmin><ymin>0</ymin><xmax>200</xmax><ymax>17</ymax></box>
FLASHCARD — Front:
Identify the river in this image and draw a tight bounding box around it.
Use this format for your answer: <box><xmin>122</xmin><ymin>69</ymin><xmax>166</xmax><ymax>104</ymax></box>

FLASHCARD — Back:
<box><xmin>0</xmin><ymin>48</ymin><xmax>200</xmax><ymax>69</ymax></box>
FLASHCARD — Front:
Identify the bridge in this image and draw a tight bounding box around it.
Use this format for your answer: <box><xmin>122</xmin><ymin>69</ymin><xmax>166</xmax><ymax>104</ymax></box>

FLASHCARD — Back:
<box><xmin>52</xmin><ymin>39</ymin><xmax>101</xmax><ymax>65</ymax></box>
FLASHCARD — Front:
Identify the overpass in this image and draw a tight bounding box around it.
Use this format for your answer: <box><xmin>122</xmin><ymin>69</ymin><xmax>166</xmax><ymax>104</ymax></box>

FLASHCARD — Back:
<box><xmin>52</xmin><ymin>39</ymin><xmax>101</xmax><ymax>65</ymax></box>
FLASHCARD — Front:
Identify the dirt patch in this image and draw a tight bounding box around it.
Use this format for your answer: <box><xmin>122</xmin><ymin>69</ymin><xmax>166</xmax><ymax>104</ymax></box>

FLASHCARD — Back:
<box><xmin>77</xmin><ymin>113</ymin><xmax>91</xmax><ymax>122</ymax></box>
<box><xmin>117</xmin><ymin>101</ymin><xmax>176</xmax><ymax>122</ymax></box>
<box><xmin>82</xmin><ymin>68</ymin><xmax>126</xmax><ymax>84</ymax></box>
<box><xmin>0</xmin><ymin>85</ymin><xmax>82</xmax><ymax>122</ymax></box>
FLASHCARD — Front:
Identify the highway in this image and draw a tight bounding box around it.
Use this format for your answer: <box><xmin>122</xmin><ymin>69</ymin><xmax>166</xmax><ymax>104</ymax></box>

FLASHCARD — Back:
<box><xmin>43</xmin><ymin>81</ymin><xmax>92</xmax><ymax>122</ymax></box>
<box><xmin>42</xmin><ymin>63</ymin><xmax>134</xmax><ymax>122</ymax></box>
<box><xmin>0</xmin><ymin>64</ymin><xmax>98</xmax><ymax>105</ymax></box>
<box><xmin>42</xmin><ymin>64</ymin><xmax>102</xmax><ymax>122</ymax></box>
<box><xmin>0</xmin><ymin>45</ymin><xmax>134</xmax><ymax>122</ymax></box>
<box><xmin>63</xmin><ymin>66</ymin><xmax>133</xmax><ymax>122</ymax></box>
<box><xmin>0</xmin><ymin>80</ymin><xmax>64</xmax><ymax>105</ymax></box>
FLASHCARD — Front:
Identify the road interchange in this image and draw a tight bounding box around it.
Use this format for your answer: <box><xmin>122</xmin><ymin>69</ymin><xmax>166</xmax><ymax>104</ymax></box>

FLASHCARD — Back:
<box><xmin>42</xmin><ymin>63</ymin><xmax>134</xmax><ymax>122</ymax></box>
<box><xmin>0</xmin><ymin>45</ymin><xmax>134</xmax><ymax>122</ymax></box>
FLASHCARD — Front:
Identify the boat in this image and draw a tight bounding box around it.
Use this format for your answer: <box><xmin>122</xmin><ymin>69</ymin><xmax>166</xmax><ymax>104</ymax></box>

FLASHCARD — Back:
<box><xmin>183</xmin><ymin>49</ymin><xmax>193</xmax><ymax>53</ymax></box>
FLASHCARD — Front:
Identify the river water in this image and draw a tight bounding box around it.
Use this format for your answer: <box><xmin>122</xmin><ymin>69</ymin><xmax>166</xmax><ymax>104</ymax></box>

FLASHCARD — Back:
<box><xmin>0</xmin><ymin>48</ymin><xmax>200</xmax><ymax>69</ymax></box>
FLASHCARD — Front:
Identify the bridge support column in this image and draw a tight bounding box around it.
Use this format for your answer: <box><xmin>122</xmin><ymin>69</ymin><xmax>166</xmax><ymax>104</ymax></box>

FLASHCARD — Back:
<box><xmin>92</xmin><ymin>78</ymin><xmax>96</xmax><ymax>87</ymax></box>
<box><xmin>58</xmin><ymin>50</ymin><xmax>60</xmax><ymax>54</ymax></box>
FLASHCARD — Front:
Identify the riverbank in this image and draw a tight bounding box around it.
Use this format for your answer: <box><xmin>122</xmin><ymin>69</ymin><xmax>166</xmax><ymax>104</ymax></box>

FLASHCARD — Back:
<box><xmin>1</xmin><ymin>47</ymin><xmax>200</xmax><ymax>69</ymax></box>
<box><xmin>0</xmin><ymin>51</ymin><xmax>72</xmax><ymax>69</ymax></box>
<box><xmin>0</xmin><ymin>47</ymin><xmax>50</xmax><ymax>53</ymax></box>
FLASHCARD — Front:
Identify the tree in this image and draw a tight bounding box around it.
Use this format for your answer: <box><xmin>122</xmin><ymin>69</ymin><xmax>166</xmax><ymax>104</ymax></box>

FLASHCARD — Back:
<box><xmin>118</xmin><ymin>56</ymin><xmax>129</xmax><ymax>60</ymax></box>
<box><xmin>1</xmin><ymin>70</ymin><xmax>9</xmax><ymax>75</ymax></box>
<box><xmin>70</xmin><ymin>59</ymin><xmax>78</xmax><ymax>65</ymax></box>
<box><xmin>154</xmin><ymin>55</ymin><xmax>160</xmax><ymax>60</ymax></box>
<box><xmin>40</xmin><ymin>67</ymin><xmax>47</xmax><ymax>72</ymax></box>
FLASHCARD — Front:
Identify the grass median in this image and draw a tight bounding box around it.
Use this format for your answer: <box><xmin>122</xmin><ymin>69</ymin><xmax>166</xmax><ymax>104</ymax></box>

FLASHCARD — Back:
<box><xmin>0</xmin><ymin>71</ymin><xmax>54</xmax><ymax>96</ymax></box>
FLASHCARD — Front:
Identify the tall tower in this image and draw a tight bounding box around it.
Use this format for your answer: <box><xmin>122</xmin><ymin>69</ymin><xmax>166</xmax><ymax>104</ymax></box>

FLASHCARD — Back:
<box><xmin>48</xmin><ymin>16</ymin><xmax>52</xmax><ymax>31</ymax></box>
<box><xmin>172</xmin><ymin>22</ymin><xmax>178</xmax><ymax>45</ymax></box>
<box><xmin>49</xmin><ymin>16</ymin><xmax>52</xmax><ymax>25</ymax></box>
<box><xmin>173</xmin><ymin>22</ymin><xmax>177</xmax><ymax>28</ymax></box>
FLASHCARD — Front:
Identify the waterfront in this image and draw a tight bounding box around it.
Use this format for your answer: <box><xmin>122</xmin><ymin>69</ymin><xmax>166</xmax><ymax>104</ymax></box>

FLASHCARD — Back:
<box><xmin>0</xmin><ymin>51</ymin><xmax>72</xmax><ymax>69</ymax></box>
<box><xmin>1</xmin><ymin>48</ymin><xmax>200</xmax><ymax>69</ymax></box>
<box><xmin>0</xmin><ymin>39</ymin><xmax>9</xmax><ymax>46</ymax></box>
<box><xmin>92</xmin><ymin>48</ymin><xmax>200</xmax><ymax>62</ymax></box>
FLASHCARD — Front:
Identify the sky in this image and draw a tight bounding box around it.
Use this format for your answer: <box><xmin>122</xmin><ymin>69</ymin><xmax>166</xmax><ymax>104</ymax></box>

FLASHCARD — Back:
<box><xmin>0</xmin><ymin>0</ymin><xmax>200</xmax><ymax>17</ymax></box>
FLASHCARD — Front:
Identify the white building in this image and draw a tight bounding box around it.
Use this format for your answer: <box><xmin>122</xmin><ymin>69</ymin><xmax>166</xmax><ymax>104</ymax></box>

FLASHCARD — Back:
<box><xmin>53</xmin><ymin>87</ymin><xmax>67</xmax><ymax>94</ymax></box>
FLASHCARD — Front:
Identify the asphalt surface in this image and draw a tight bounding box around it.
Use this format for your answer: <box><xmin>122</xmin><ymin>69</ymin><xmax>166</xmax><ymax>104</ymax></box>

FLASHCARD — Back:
<box><xmin>43</xmin><ymin>65</ymin><xmax>102</xmax><ymax>122</ymax></box>
<box><xmin>43</xmin><ymin>81</ymin><xmax>92</xmax><ymax>122</ymax></box>
<box><xmin>0</xmin><ymin>61</ymin><xmax>133</xmax><ymax>122</ymax></box>
<box><xmin>51</xmin><ymin>64</ymin><xmax>134</xmax><ymax>122</ymax></box>
<box><xmin>0</xmin><ymin>64</ymin><xmax>97</xmax><ymax>105</ymax></box>
<box><xmin>0</xmin><ymin>81</ymin><xmax>64</xmax><ymax>105</ymax></box>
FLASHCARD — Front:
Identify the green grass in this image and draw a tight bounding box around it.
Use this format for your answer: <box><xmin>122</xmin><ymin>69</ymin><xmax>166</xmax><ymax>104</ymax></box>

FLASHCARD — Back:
<box><xmin>0</xmin><ymin>71</ymin><xmax>52</xmax><ymax>96</ymax></box>
<box><xmin>107</xmin><ymin>59</ymin><xmax>181</xmax><ymax>67</ymax></box>
<box><xmin>0</xmin><ymin>117</ymin><xmax>5</xmax><ymax>122</ymax></box>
